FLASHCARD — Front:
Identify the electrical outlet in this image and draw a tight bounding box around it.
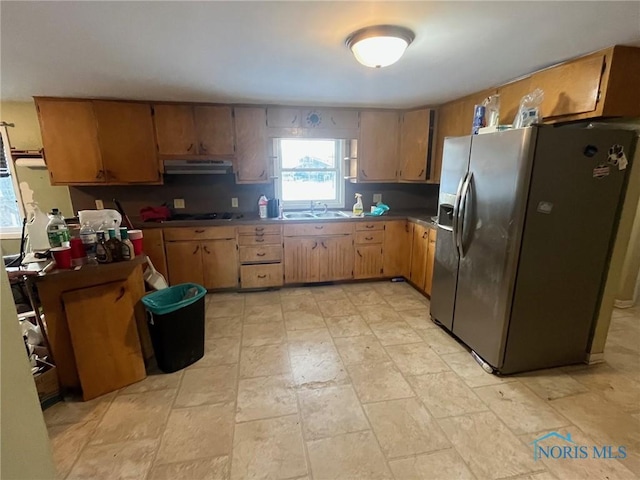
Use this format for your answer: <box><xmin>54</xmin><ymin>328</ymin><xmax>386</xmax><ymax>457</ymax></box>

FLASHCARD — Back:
<box><xmin>231</xmin><ymin>197</ymin><xmax>239</xmax><ymax>208</ymax></box>
<box><xmin>373</xmin><ymin>193</ymin><xmax>382</xmax><ymax>204</ymax></box>
<box><xmin>174</xmin><ymin>198</ymin><xmax>185</xmax><ymax>209</ymax></box>
<box><xmin>95</xmin><ymin>199</ymin><xmax>104</xmax><ymax>209</ymax></box>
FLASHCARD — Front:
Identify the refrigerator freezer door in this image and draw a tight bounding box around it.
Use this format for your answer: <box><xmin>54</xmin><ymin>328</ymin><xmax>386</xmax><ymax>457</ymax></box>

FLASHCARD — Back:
<box><xmin>431</xmin><ymin>136</ymin><xmax>472</xmax><ymax>331</ymax></box>
<box><xmin>452</xmin><ymin>128</ymin><xmax>537</xmax><ymax>368</ymax></box>
<box><xmin>501</xmin><ymin>128</ymin><xmax>635</xmax><ymax>373</ymax></box>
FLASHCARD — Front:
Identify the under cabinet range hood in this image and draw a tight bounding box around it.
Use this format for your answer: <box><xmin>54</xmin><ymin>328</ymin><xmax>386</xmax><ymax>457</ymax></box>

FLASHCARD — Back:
<box><xmin>163</xmin><ymin>159</ymin><xmax>233</xmax><ymax>175</ymax></box>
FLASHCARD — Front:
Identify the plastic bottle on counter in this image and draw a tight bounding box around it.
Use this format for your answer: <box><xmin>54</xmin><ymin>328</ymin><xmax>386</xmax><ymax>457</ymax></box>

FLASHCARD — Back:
<box><xmin>106</xmin><ymin>228</ymin><xmax>123</xmax><ymax>262</ymax></box>
<box><xmin>79</xmin><ymin>221</ymin><xmax>98</xmax><ymax>263</ymax></box>
<box><xmin>119</xmin><ymin>228</ymin><xmax>135</xmax><ymax>261</ymax></box>
<box><xmin>258</xmin><ymin>194</ymin><xmax>268</xmax><ymax>219</ymax></box>
<box><xmin>46</xmin><ymin>208</ymin><xmax>70</xmax><ymax>248</ymax></box>
<box><xmin>26</xmin><ymin>202</ymin><xmax>51</xmax><ymax>251</ymax></box>
<box><xmin>95</xmin><ymin>232</ymin><xmax>112</xmax><ymax>264</ymax></box>
<box><xmin>352</xmin><ymin>193</ymin><xmax>364</xmax><ymax>217</ymax></box>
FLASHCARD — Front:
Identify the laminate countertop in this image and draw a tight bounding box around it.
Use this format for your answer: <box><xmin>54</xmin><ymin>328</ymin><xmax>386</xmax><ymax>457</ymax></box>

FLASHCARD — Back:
<box><xmin>133</xmin><ymin>210</ymin><xmax>438</xmax><ymax>230</ymax></box>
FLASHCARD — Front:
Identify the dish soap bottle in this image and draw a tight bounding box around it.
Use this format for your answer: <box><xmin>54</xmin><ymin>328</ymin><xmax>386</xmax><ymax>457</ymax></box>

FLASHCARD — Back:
<box><xmin>258</xmin><ymin>194</ymin><xmax>268</xmax><ymax>219</ymax></box>
<box><xmin>352</xmin><ymin>193</ymin><xmax>364</xmax><ymax>217</ymax></box>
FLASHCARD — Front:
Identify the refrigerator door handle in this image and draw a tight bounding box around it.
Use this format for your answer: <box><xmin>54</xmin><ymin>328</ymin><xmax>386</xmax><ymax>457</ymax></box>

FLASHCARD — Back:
<box><xmin>457</xmin><ymin>172</ymin><xmax>473</xmax><ymax>258</ymax></box>
<box><xmin>452</xmin><ymin>173</ymin><xmax>467</xmax><ymax>252</ymax></box>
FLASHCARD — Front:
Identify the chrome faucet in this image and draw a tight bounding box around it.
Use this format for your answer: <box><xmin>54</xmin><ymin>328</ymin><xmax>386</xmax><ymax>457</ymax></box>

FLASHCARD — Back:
<box><xmin>310</xmin><ymin>201</ymin><xmax>328</xmax><ymax>214</ymax></box>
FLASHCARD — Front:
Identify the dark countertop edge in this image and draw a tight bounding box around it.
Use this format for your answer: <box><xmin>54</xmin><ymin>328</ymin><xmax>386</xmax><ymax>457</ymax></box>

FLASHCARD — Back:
<box><xmin>133</xmin><ymin>211</ymin><xmax>438</xmax><ymax>230</ymax></box>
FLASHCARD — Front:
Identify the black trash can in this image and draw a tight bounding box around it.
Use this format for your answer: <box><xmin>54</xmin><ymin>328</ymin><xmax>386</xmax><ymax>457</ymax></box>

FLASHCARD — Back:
<box><xmin>142</xmin><ymin>283</ymin><xmax>207</xmax><ymax>373</ymax></box>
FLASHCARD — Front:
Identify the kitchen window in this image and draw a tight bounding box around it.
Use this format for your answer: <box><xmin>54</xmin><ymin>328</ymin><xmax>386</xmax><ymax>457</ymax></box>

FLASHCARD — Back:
<box><xmin>274</xmin><ymin>138</ymin><xmax>345</xmax><ymax>209</ymax></box>
<box><xmin>0</xmin><ymin>126</ymin><xmax>25</xmax><ymax>238</ymax></box>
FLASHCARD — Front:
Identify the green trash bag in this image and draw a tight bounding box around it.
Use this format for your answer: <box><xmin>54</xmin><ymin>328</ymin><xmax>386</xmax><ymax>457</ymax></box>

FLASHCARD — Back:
<box><xmin>142</xmin><ymin>283</ymin><xmax>207</xmax><ymax>316</ymax></box>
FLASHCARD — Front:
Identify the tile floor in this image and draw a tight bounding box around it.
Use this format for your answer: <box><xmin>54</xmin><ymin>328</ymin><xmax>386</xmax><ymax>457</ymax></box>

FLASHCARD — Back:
<box><xmin>45</xmin><ymin>281</ymin><xmax>640</xmax><ymax>479</ymax></box>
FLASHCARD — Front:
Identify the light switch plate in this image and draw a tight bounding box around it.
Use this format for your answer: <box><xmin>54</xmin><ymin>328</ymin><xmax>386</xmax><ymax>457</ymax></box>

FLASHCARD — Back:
<box><xmin>373</xmin><ymin>193</ymin><xmax>382</xmax><ymax>204</ymax></box>
<box><xmin>231</xmin><ymin>197</ymin><xmax>239</xmax><ymax>208</ymax></box>
<box><xmin>95</xmin><ymin>199</ymin><xmax>104</xmax><ymax>209</ymax></box>
<box><xmin>174</xmin><ymin>198</ymin><xmax>185</xmax><ymax>209</ymax></box>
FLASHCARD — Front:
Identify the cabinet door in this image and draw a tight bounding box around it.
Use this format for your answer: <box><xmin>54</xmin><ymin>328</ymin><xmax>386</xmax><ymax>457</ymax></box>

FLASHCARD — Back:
<box><xmin>153</xmin><ymin>105</ymin><xmax>197</xmax><ymax>155</ymax></box>
<box><xmin>284</xmin><ymin>237</ymin><xmax>321</xmax><ymax>284</ymax></box>
<box><xmin>424</xmin><ymin>229</ymin><xmax>437</xmax><ymax>296</ymax></box>
<box><xmin>409</xmin><ymin>224</ymin><xmax>428</xmax><ymax>290</ymax></box>
<box><xmin>142</xmin><ymin>229</ymin><xmax>168</xmax><ymax>280</ymax></box>
<box><xmin>234</xmin><ymin>107</ymin><xmax>269</xmax><ymax>183</ymax></box>
<box><xmin>202</xmin><ymin>239</ymin><xmax>238</xmax><ymax>289</ymax></box>
<box><xmin>63</xmin><ymin>281</ymin><xmax>145</xmax><ymax>401</ymax></box>
<box><xmin>354</xmin><ymin>244</ymin><xmax>383</xmax><ymax>279</ymax></box>
<box><xmin>383</xmin><ymin>220</ymin><xmax>413</xmax><ymax>278</ymax></box>
<box><xmin>532</xmin><ymin>53</ymin><xmax>605</xmax><ymax>118</ymax></box>
<box><xmin>165</xmin><ymin>241</ymin><xmax>204</xmax><ymax>286</ymax></box>
<box><xmin>320</xmin><ymin>236</ymin><xmax>354</xmax><ymax>281</ymax></box>
<box><xmin>266</xmin><ymin>107</ymin><xmax>301</xmax><ymax>128</ymax></box>
<box><xmin>94</xmin><ymin>101</ymin><xmax>160</xmax><ymax>183</ymax></box>
<box><xmin>194</xmin><ymin>106</ymin><xmax>235</xmax><ymax>156</ymax></box>
<box><xmin>36</xmin><ymin>99</ymin><xmax>104</xmax><ymax>184</ymax></box>
<box><xmin>358</xmin><ymin>111</ymin><xmax>399</xmax><ymax>181</ymax></box>
<box><xmin>399</xmin><ymin>109</ymin><xmax>431</xmax><ymax>181</ymax></box>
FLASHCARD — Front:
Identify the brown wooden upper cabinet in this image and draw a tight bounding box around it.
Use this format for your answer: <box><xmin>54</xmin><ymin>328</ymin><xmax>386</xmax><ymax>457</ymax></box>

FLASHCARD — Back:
<box><xmin>36</xmin><ymin>98</ymin><xmax>161</xmax><ymax>185</ymax></box>
<box><xmin>398</xmin><ymin>109</ymin><xmax>434</xmax><ymax>182</ymax></box>
<box><xmin>234</xmin><ymin>107</ymin><xmax>269</xmax><ymax>184</ymax></box>
<box><xmin>357</xmin><ymin>111</ymin><xmax>400</xmax><ymax>182</ymax></box>
<box><xmin>266</xmin><ymin>107</ymin><xmax>360</xmax><ymax>130</ymax></box>
<box><xmin>153</xmin><ymin>104</ymin><xmax>235</xmax><ymax>156</ymax></box>
<box><xmin>94</xmin><ymin>101</ymin><xmax>160</xmax><ymax>183</ymax></box>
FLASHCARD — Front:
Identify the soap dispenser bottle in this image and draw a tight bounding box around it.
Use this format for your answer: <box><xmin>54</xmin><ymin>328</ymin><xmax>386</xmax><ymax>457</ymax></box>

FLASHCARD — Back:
<box><xmin>352</xmin><ymin>193</ymin><xmax>364</xmax><ymax>217</ymax></box>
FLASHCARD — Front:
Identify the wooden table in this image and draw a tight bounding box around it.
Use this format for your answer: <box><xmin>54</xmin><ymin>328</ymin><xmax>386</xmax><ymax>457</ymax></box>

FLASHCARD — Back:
<box><xmin>34</xmin><ymin>256</ymin><xmax>152</xmax><ymax>400</ymax></box>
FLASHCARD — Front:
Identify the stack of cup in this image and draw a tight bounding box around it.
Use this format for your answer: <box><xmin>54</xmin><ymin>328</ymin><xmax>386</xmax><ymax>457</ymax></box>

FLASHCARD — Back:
<box><xmin>50</xmin><ymin>246</ymin><xmax>72</xmax><ymax>269</ymax></box>
<box><xmin>128</xmin><ymin>230</ymin><xmax>144</xmax><ymax>256</ymax></box>
<box><xmin>69</xmin><ymin>237</ymin><xmax>87</xmax><ymax>267</ymax></box>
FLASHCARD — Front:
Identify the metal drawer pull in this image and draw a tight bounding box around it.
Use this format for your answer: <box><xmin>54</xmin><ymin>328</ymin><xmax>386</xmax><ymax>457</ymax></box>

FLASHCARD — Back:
<box><xmin>365</xmin><ymin>236</ymin><xmax>373</xmax><ymax>240</ymax></box>
<box><xmin>312</xmin><ymin>241</ymin><xmax>318</xmax><ymax>250</ymax></box>
<box><xmin>315</xmin><ymin>226</ymin><xmax>324</xmax><ymax>230</ymax></box>
<box><xmin>257</xmin><ymin>274</ymin><xmax>267</xmax><ymax>279</ymax></box>
<box><xmin>365</xmin><ymin>225</ymin><xmax>374</xmax><ymax>229</ymax></box>
<box><xmin>256</xmin><ymin>252</ymin><xmax>266</xmax><ymax>257</ymax></box>
<box><xmin>195</xmin><ymin>229</ymin><xmax>205</xmax><ymax>233</ymax></box>
<box><xmin>255</xmin><ymin>232</ymin><xmax>265</xmax><ymax>237</ymax></box>
<box><xmin>256</xmin><ymin>238</ymin><xmax>265</xmax><ymax>242</ymax></box>
<box><xmin>357</xmin><ymin>250</ymin><xmax>362</xmax><ymax>257</ymax></box>
<box><xmin>255</xmin><ymin>227</ymin><xmax>264</xmax><ymax>231</ymax></box>
<box><xmin>192</xmin><ymin>245</ymin><xmax>200</xmax><ymax>254</ymax></box>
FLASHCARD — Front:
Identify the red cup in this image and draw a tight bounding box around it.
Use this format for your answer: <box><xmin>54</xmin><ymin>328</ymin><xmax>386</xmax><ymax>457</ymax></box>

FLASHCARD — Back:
<box><xmin>128</xmin><ymin>230</ymin><xmax>144</xmax><ymax>255</ymax></box>
<box><xmin>51</xmin><ymin>246</ymin><xmax>72</xmax><ymax>269</ymax></box>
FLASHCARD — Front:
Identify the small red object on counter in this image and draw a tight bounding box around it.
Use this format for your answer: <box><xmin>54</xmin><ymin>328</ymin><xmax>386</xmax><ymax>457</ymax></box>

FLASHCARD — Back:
<box><xmin>140</xmin><ymin>206</ymin><xmax>171</xmax><ymax>222</ymax></box>
<box><xmin>51</xmin><ymin>246</ymin><xmax>72</xmax><ymax>269</ymax></box>
<box><xmin>128</xmin><ymin>229</ymin><xmax>144</xmax><ymax>255</ymax></box>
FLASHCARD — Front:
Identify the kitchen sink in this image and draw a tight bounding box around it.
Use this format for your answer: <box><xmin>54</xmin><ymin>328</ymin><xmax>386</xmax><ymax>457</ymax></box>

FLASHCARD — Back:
<box><xmin>282</xmin><ymin>212</ymin><xmax>317</xmax><ymax>219</ymax></box>
<box><xmin>282</xmin><ymin>211</ymin><xmax>352</xmax><ymax>220</ymax></box>
<box><xmin>313</xmin><ymin>211</ymin><xmax>351</xmax><ymax>219</ymax></box>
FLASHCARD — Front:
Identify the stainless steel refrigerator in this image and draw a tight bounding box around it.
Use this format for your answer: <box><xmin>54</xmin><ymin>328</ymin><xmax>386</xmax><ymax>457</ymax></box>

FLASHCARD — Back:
<box><xmin>431</xmin><ymin>126</ymin><xmax>635</xmax><ymax>374</ymax></box>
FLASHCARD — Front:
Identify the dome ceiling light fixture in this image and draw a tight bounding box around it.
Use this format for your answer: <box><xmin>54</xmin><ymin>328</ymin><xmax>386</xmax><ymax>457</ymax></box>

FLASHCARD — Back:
<box><xmin>346</xmin><ymin>25</ymin><xmax>415</xmax><ymax>68</ymax></box>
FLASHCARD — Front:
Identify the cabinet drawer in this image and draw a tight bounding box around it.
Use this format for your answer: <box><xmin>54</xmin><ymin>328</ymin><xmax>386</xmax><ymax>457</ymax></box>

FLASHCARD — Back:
<box><xmin>284</xmin><ymin>222</ymin><xmax>354</xmax><ymax>237</ymax></box>
<box><xmin>238</xmin><ymin>224</ymin><xmax>282</xmax><ymax>236</ymax></box>
<box><xmin>239</xmin><ymin>245</ymin><xmax>282</xmax><ymax>264</ymax></box>
<box><xmin>238</xmin><ymin>234</ymin><xmax>282</xmax><ymax>246</ymax></box>
<box><xmin>355</xmin><ymin>230</ymin><xmax>384</xmax><ymax>244</ymax></box>
<box><xmin>241</xmin><ymin>264</ymin><xmax>283</xmax><ymax>289</ymax></box>
<box><xmin>355</xmin><ymin>222</ymin><xmax>384</xmax><ymax>232</ymax></box>
<box><xmin>164</xmin><ymin>226</ymin><xmax>235</xmax><ymax>241</ymax></box>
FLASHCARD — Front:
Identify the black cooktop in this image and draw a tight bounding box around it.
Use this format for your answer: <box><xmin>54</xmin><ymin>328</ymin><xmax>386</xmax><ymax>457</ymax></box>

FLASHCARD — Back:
<box><xmin>168</xmin><ymin>212</ymin><xmax>241</xmax><ymax>221</ymax></box>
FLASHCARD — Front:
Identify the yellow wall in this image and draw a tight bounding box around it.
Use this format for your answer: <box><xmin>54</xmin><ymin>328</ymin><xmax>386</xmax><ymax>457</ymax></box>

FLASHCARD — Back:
<box><xmin>1</xmin><ymin>101</ymin><xmax>42</xmax><ymax>149</ymax></box>
<box><xmin>590</xmin><ymin>119</ymin><xmax>640</xmax><ymax>355</ymax></box>
<box><xmin>1</xmin><ymin>268</ymin><xmax>55</xmax><ymax>479</ymax></box>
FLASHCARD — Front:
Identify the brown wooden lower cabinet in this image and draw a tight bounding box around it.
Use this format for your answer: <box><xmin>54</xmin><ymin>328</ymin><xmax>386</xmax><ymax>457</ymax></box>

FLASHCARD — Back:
<box><xmin>202</xmin><ymin>239</ymin><xmax>239</xmax><ymax>289</ymax></box>
<box><xmin>424</xmin><ymin>229</ymin><xmax>437</xmax><ymax>296</ymax></box>
<box><xmin>283</xmin><ymin>237</ymin><xmax>322</xmax><ymax>284</ymax></box>
<box><xmin>321</xmin><ymin>236</ymin><xmax>355</xmax><ymax>281</ymax></box>
<box><xmin>383</xmin><ymin>220</ymin><xmax>413</xmax><ymax>278</ymax></box>
<box><xmin>165</xmin><ymin>241</ymin><xmax>204</xmax><ymax>285</ymax></box>
<box><xmin>241</xmin><ymin>264</ymin><xmax>283</xmax><ymax>289</ymax></box>
<box><xmin>142</xmin><ymin>229</ymin><xmax>168</xmax><ymax>280</ymax></box>
<box><xmin>410</xmin><ymin>224</ymin><xmax>429</xmax><ymax>289</ymax></box>
<box><xmin>165</xmin><ymin>239</ymin><xmax>238</xmax><ymax>289</ymax></box>
<box><xmin>354</xmin><ymin>244</ymin><xmax>383</xmax><ymax>279</ymax></box>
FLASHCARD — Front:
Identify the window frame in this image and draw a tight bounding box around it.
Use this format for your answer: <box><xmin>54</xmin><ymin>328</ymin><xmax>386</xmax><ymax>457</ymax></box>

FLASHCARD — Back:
<box><xmin>0</xmin><ymin>126</ymin><xmax>25</xmax><ymax>239</ymax></box>
<box><xmin>273</xmin><ymin>138</ymin><xmax>346</xmax><ymax>210</ymax></box>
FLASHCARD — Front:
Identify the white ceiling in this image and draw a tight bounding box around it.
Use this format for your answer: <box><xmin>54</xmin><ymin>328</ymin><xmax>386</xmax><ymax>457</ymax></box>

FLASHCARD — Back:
<box><xmin>1</xmin><ymin>1</ymin><xmax>639</xmax><ymax>108</ymax></box>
